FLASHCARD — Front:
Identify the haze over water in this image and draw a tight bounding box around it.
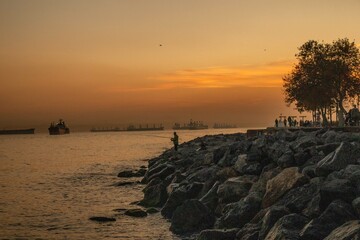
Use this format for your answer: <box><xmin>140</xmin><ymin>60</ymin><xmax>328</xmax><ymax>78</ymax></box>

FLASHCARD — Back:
<box><xmin>0</xmin><ymin>129</ymin><xmax>245</xmax><ymax>239</ymax></box>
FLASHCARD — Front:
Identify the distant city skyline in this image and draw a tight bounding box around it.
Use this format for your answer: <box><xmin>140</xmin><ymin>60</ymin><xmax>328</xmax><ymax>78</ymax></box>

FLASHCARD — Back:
<box><xmin>1</xmin><ymin>0</ymin><xmax>359</xmax><ymax>129</ymax></box>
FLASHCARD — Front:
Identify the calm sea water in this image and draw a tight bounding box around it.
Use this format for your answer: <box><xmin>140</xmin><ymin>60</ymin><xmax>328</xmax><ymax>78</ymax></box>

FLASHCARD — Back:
<box><xmin>0</xmin><ymin>129</ymin><xmax>246</xmax><ymax>240</ymax></box>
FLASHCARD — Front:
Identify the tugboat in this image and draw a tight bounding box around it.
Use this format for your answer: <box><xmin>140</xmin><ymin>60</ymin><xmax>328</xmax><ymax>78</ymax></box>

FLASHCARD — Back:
<box><xmin>48</xmin><ymin>119</ymin><xmax>70</xmax><ymax>135</ymax></box>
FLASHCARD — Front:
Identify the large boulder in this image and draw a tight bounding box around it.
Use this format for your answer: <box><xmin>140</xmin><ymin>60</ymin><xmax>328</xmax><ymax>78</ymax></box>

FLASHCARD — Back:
<box><xmin>186</xmin><ymin>165</ymin><xmax>220</xmax><ymax>183</ymax></box>
<box><xmin>147</xmin><ymin>165</ymin><xmax>175</xmax><ymax>182</ymax></box>
<box><xmin>259</xmin><ymin>206</ymin><xmax>290</xmax><ymax>240</ymax></box>
<box><xmin>277</xmin><ymin>150</ymin><xmax>295</xmax><ymax>168</ymax></box>
<box><xmin>217</xmin><ymin>176</ymin><xmax>256</xmax><ymax>204</ymax></box>
<box><xmin>275</xmin><ymin>177</ymin><xmax>322</xmax><ymax>214</ymax></box>
<box><xmin>323</xmin><ymin>220</ymin><xmax>360</xmax><ymax>240</ymax></box>
<box><xmin>161</xmin><ymin>182</ymin><xmax>203</xmax><ymax>218</ymax></box>
<box><xmin>315</xmin><ymin>142</ymin><xmax>360</xmax><ymax>176</ymax></box>
<box><xmin>291</xmin><ymin>135</ymin><xmax>319</xmax><ymax>150</ymax></box>
<box><xmin>300</xmin><ymin>200</ymin><xmax>356</xmax><ymax>240</ymax></box>
<box><xmin>197</xmin><ymin>228</ymin><xmax>238</xmax><ymax>240</ymax></box>
<box><xmin>143</xmin><ymin>163</ymin><xmax>168</xmax><ymax>182</ymax></box>
<box><xmin>262</xmin><ymin>167</ymin><xmax>308</xmax><ymax>208</ymax></box>
<box><xmin>213</xmin><ymin>146</ymin><xmax>228</xmax><ymax>164</ymax></box>
<box><xmin>170</xmin><ymin>199</ymin><xmax>214</xmax><ymax>234</ymax></box>
<box><xmin>316</xmin><ymin>143</ymin><xmax>340</xmax><ymax>156</ymax></box>
<box><xmin>266</xmin><ymin>141</ymin><xmax>290</xmax><ymax>163</ymax></box>
<box><xmin>264</xmin><ymin>213</ymin><xmax>308</xmax><ymax>240</ymax></box>
<box><xmin>352</xmin><ymin>197</ymin><xmax>360</xmax><ymax>218</ymax></box>
<box><xmin>200</xmin><ymin>181</ymin><xmax>220</xmax><ymax>212</ymax></box>
<box><xmin>140</xmin><ymin>182</ymin><xmax>168</xmax><ymax>207</ymax></box>
<box><xmin>236</xmin><ymin>223</ymin><xmax>261</xmax><ymax>240</ymax></box>
<box><xmin>319</xmin><ymin>179</ymin><xmax>356</xmax><ymax>210</ymax></box>
<box><xmin>216</xmin><ymin>193</ymin><xmax>261</xmax><ymax>229</ymax></box>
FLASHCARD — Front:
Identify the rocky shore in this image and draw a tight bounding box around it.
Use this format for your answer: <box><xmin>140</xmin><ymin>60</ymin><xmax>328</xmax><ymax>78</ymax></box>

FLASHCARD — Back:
<box><xmin>138</xmin><ymin>129</ymin><xmax>360</xmax><ymax>239</ymax></box>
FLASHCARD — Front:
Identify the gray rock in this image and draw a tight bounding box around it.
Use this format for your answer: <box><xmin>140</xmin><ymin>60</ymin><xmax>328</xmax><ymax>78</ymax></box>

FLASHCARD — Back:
<box><xmin>216</xmin><ymin>167</ymin><xmax>239</xmax><ymax>182</ymax></box>
<box><xmin>117</xmin><ymin>170</ymin><xmax>140</xmax><ymax>178</ymax></box>
<box><xmin>302</xmin><ymin>165</ymin><xmax>317</xmax><ymax>178</ymax></box>
<box><xmin>292</xmin><ymin>135</ymin><xmax>319</xmax><ymax>150</ymax></box>
<box><xmin>217</xmin><ymin>176</ymin><xmax>256</xmax><ymax>204</ymax></box>
<box><xmin>264</xmin><ymin>213</ymin><xmax>308</xmax><ymax>240</ymax></box>
<box><xmin>216</xmin><ymin>193</ymin><xmax>261</xmax><ymax>229</ymax></box>
<box><xmin>316</xmin><ymin>143</ymin><xmax>340</xmax><ymax>156</ymax></box>
<box><xmin>161</xmin><ymin>182</ymin><xmax>203</xmax><ymax>219</ymax></box>
<box><xmin>303</xmin><ymin>194</ymin><xmax>322</xmax><ymax>219</ymax></box>
<box><xmin>234</xmin><ymin>154</ymin><xmax>247</xmax><ymax>172</ymax></box>
<box><xmin>147</xmin><ymin>165</ymin><xmax>175</xmax><ymax>182</ymax></box>
<box><xmin>200</xmin><ymin>181</ymin><xmax>220</xmax><ymax>213</ymax></box>
<box><xmin>276</xmin><ymin>178</ymin><xmax>322</xmax><ymax>214</ymax></box>
<box><xmin>236</xmin><ymin>223</ymin><xmax>261</xmax><ymax>240</ymax></box>
<box><xmin>277</xmin><ymin>150</ymin><xmax>295</xmax><ymax>168</ymax></box>
<box><xmin>322</xmin><ymin>130</ymin><xmax>338</xmax><ymax>144</ymax></box>
<box><xmin>294</xmin><ymin>150</ymin><xmax>311</xmax><ymax>166</ymax></box>
<box><xmin>124</xmin><ymin>209</ymin><xmax>147</xmax><ymax>218</ymax></box>
<box><xmin>315</xmin><ymin>142</ymin><xmax>360</xmax><ymax>176</ymax></box>
<box><xmin>300</xmin><ymin>200</ymin><xmax>356</xmax><ymax>240</ymax></box>
<box><xmin>187</xmin><ymin>165</ymin><xmax>220</xmax><ymax>183</ymax></box>
<box><xmin>213</xmin><ymin>146</ymin><xmax>228</xmax><ymax>164</ymax></box>
<box><xmin>352</xmin><ymin>197</ymin><xmax>360</xmax><ymax>218</ymax></box>
<box><xmin>146</xmin><ymin>207</ymin><xmax>159</xmax><ymax>214</ymax></box>
<box><xmin>262</xmin><ymin>167</ymin><xmax>308</xmax><ymax>208</ymax></box>
<box><xmin>319</xmin><ymin>179</ymin><xmax>356</xmax><ymax>210</ymax></box>
<box><xmin>267</xmin><ymin>141</ymin><xmax>290</xmax><ymax>163</ymax></box>
<box><xmin>259</xmin><ymin>206</ymin><xmax>290</xmax><ymax>240</ymax></box>
<box><xmin>197</xmin><ymin>228</ymin><xmax>238</xmax><ymax>240</ymax></box>
<box><xmin>323</xmin><ymin>220</ymin><xmax>360</xmax><ymax>240</ymax></box>
<box><xmin>89</xmin><ymin>216</ymin><xmax>116</xmax><ymax>222</ymax></box>
<box><xmin>140</xmin><ymin>182</ymin><xmax>168</xmax><ymax>207</ymax></box>
<box><xmin>143</xmin><ymin>163</ymin><xmax>168</xmax><ymax>182</ymax></box>
<box><xmin>170</xmin><ymin>199</ymin><xmax>214</xmax><ymax>234</ymax></box>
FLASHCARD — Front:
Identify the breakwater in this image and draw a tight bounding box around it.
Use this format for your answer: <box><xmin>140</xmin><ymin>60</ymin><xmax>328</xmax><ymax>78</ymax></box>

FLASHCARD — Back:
<box><xmin>139</xmin><ymin>129</ymin><xmax>360</xmax><ymax>239</ymax></box>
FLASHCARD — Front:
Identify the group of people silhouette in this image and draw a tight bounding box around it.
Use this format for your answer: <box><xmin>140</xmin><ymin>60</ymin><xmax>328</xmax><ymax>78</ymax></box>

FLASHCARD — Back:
<box><xmin>274</xmin><ymin>116</ymin><xmax>298</xmax><ymax>128</ymax></box>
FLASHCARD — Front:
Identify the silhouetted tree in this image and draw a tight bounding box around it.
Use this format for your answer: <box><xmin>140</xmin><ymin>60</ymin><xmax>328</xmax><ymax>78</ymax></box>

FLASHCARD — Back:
<box><xmin>283</xmin><ymin>38</ymin><xmax>360</xmax><ymax>126</ymax></box>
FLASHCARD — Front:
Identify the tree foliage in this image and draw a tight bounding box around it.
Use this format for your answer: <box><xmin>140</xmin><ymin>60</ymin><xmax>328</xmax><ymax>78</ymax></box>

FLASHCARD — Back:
<box><xmin>283</xmin><ymin>38</ymin><xmax>360</xmax><ymax>126</ymax></box>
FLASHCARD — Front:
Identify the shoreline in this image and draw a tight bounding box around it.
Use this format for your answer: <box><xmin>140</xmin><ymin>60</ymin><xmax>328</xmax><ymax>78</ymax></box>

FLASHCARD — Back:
<box><xmin>138</xmin><ymin>129</ymin><xmax>360</xmax><ymax>239</ymax></box>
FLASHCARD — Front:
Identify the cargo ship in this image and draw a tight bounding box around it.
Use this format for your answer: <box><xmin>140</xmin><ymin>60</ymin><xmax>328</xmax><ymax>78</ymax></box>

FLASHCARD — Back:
<box><xmin>172</xmin><ymin>119</ymin><xmax>208</xmax><ymax>130</ymax></box>
<box><xmin>91</xmin><ymin>124</ymin><xmax>164</xmax><ymax>132</ymax></box>
<box><xmin>48</xmin><ymin>119</ymin><xmax>70</xmax><ymax>135</ymax></box>
<box><xmin>0</xmin><ymin>128</ymin><xmax>35</xmax><ymax>135</ymax></box>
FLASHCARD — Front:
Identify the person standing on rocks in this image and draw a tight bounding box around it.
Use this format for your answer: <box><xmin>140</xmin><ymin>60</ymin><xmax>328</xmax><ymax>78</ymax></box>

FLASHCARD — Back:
<box><xmin>171</xmin><ymin>132</ymin><xmax>179</xmax><ymax>151</ymax></box>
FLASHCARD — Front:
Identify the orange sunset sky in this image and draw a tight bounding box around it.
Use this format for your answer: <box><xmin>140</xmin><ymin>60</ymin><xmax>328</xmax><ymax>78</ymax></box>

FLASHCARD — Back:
<box><xmin>1</xmin><ymin>0</ymin><xmax>360</xmax><ymax>130</ymax></box>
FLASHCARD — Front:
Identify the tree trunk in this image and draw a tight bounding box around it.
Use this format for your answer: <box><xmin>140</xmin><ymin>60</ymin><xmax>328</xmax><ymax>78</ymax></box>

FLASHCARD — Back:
<box><xmin>338</xmin><ymin>102</ymin><xmax>346</xmax><ymax>127</ymax></box>
<box><xmin>320</xmin><ymin>108</ymin><xmax>328</xmax><ymax>126</ymax></box>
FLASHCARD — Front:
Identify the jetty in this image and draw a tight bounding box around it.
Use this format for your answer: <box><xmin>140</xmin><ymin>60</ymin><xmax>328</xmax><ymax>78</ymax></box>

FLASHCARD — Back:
<box><xmin>136</xmin><ymin>128</ymin><xmax>360</xmax><ymax>239</ymax></box>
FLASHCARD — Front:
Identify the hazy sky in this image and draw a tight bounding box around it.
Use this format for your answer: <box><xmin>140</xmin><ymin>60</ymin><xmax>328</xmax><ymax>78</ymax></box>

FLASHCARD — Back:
<box><xmin>1</xmin><ymin>0</ymin><xmax>360</xmax><ymax>129</ymax></box>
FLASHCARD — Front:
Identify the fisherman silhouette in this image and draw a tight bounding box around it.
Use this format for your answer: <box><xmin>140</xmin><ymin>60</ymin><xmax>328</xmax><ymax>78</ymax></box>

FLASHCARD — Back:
<box><xmin>171</xmin><ymin>132</ymin><xmax>179</xmax><ymax>151</ymax></box>
<box><xmin>275</xmin><ymin>118</ymin><xmax>279</xmax><ymax>128</ymax></box>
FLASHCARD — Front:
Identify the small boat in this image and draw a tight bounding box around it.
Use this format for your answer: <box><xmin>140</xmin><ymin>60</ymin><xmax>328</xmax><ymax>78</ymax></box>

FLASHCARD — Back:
<box><xmin>172</xmin><ymin>119</ymin><xmax>208</xmax><ymax>130</ymax></box>
<box><xmin>48</xmin><ymin>119</ymin><xmax>70</xmax><ymax>135</ymax></box>
<box><xmin>0</xmin><ymin>128</ymin><xmax>35</xmax><ymax>135</ymax></box>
